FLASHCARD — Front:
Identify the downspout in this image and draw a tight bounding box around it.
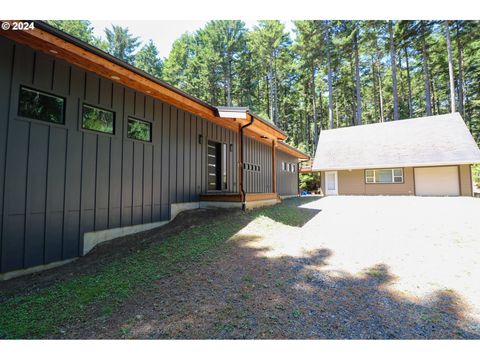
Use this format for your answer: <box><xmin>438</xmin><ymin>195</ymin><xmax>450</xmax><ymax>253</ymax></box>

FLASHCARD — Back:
<box><xmin>240</xmin><ymin>115</ymin><xmax>254</xmax><ymax>210</ymax></box>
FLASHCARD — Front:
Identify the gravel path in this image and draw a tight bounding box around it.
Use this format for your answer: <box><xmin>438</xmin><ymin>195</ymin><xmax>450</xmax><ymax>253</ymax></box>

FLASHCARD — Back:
<box><xmin>62</xmin><ymin>196</ymin><xmax>480</xmax><ymax>339</ymax></box>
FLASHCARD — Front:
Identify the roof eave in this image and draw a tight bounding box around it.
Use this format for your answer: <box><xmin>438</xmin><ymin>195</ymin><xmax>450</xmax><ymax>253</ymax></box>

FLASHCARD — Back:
<box><xmin>312</xmin><ymin>159</ymin><xmax>480</xmax><ymax>171</ymax></box>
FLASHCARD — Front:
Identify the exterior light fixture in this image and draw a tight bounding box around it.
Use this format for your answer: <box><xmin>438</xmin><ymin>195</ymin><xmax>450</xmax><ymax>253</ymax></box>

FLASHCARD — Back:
<box><xmin>229</xmin><ymin>144</ymin><xmax>233</xmax><ymax>152</ymax></box>
<box><xmin>111</xmin><ymin>75</ymin><xmax>120</xmax><ymax>80</ymax></box>
<box><xmin>49</xmin><ymin>49</ymin><xmax>58</xmax><ymax>54</ymax></box>
<box><xmin>198</xmin><ymin>134</ymin><xmax>203</xmax><ymax>144</ymax></box>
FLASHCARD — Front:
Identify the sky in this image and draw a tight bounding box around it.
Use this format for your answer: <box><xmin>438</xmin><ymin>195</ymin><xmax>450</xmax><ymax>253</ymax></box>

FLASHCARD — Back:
<box><xmin>89</xmin><ymin>20</ymin><xmax>295</xmax><ymax>59</ymax></box>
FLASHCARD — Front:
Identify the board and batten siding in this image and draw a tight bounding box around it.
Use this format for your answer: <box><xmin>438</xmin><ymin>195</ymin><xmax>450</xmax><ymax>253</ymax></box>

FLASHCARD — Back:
<box><xmin>0</xmin><ymin>37</ymin><xmax>238</xmax><ymax>273</ymax></box>
<box><xmin>276</xmin><ymin>149</ymin><xmax>299</xmax><ymax>196</ymax></box>
<box><xmin>243</xmin><ymin>136</ymin><xmax>273</xmax><ymax>193</ymax></box>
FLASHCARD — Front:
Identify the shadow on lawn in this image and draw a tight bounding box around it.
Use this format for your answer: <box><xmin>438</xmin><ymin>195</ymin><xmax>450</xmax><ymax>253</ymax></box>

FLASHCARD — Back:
<box><xmin>253</xmin><ymin>196</ymin><xmax>322</xmax><ymax>228</ymax></box>
<box><xmin>112</xmin><ymin>235</ymin><xmax>480</xmax><ymax>340</ymax></box>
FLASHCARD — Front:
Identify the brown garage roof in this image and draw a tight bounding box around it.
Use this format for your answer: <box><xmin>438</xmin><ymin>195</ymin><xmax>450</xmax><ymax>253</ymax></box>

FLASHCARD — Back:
<box><xmin>312</xmin><ymin>113</ymin><xmax>480</xmax><ymax>171</ymax></box>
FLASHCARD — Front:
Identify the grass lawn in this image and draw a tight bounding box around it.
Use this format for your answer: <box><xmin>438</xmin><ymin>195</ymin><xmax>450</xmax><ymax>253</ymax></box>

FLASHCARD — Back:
<box><xmin>0</xmin><ymin>197</ymin><xmax>315</xmax><ymax>339</ymax></box>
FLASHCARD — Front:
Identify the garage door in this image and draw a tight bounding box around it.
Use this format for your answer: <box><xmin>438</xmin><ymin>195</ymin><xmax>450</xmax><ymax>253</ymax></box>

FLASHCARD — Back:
<box><xmin>414</xmin><ymin>166</ymin><xmax>460</xmax><ymax>196</ymax></box>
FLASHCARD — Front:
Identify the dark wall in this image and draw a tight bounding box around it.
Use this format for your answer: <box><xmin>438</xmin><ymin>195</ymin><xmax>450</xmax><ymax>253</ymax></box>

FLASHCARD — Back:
<box><xmin>276</xmin><ymin>150</ymin><xmax>299</xmax><ymax>196</ymax></box>
<box><xmin>0</xmin><ymin>37</ymin><xmax>238</xmax><ymax>273</ymax></box>
<box><xmin>243</xmin><ymin>136</ymin><xmax>273</xmax><ymax>193</ymax></box>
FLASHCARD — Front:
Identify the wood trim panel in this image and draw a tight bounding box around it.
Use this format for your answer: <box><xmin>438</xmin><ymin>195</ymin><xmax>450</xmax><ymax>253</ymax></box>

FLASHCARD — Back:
<box><xmin>245</xmin><ymin>193</ymin><xmax>278</xmax><ymax>201</ymax></box>
<box><xmin>199</xmin><ymin>192</ymin><xmax>278</xmax><ymax>202</ymax></box>
<box><xmin>199</xmin><ymin>193</ymin><xmax>242</xmax><ymax>202</ymax></box>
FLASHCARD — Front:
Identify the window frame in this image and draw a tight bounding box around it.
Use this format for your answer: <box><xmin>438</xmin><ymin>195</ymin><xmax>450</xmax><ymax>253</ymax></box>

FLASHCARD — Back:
<box><xmin>126</xmin><ymin>116</ymin><xmax>152</xmax><ymax>142</ymax></box>
<box><xmin>80</xmin><ymin>103</ymin><xmax>116</xmax><ymax>136</ymax></box>
<box><xmin>17</xmin><ymin>85</ymin><xmax>66</xmax><ymax>126</ymax></box>
<box><xmin>365</xmin><ymin>168</ymin><xmax>404</xmax><ymax>184</ymax></box>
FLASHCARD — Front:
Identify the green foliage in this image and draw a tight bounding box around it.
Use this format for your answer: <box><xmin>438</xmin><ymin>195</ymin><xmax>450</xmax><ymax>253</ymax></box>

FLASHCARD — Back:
<box><xmin>127</xmin><ymin>118</ymin><xmax>151</xmax><ymax>142</ymax></box>
<box><xmin>134</xmin><ymin>40</ymin><xmax>163</xmax><ymax>78</ymax></box>
<box><xmin>473</xmin><ymin>164</ymin><xmax>480</xmax><ymax>188</ymax></box>
<box><xmin>82</xmin><ymin>105</ymin><xmax>114</xmax><ymax>134</ymax></box>
<box><xmin>104</xmin><ymin>25</ymin><xmax>140</xmax><ymax>64</ymax></box>
<box><xmin>53</xmin><ymin>20</ymin><xmax>480</xmax><ymax>153</ymax></box>
<box><xmin>47</xmin><ymin>20</ymin><xmax>108</xmax><ymax>51</ymax></box>
<box><xmin>299</xmin><ymin>172</ymin><xmax>321</xmax><ymax>192</ymax></box>
<box><xmin>18</xmin><ymin>87</ymin><xmax>64</xmax><ymax>124</ymax></box>
<box><xmin>47</xmin><ymin>20</ymin><xmax>96</xmax><ymax>43</ymax></box>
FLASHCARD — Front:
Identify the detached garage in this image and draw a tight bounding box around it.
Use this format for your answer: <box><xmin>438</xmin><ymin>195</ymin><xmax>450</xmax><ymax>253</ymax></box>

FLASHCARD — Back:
<box><xmin>312</xmin><ymin>113</ymin><xmax>480</xmax><ymax>197</ymax></box>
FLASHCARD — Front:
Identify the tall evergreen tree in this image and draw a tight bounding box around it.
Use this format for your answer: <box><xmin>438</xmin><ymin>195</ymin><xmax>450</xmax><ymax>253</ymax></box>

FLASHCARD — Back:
<box><xmin>135</xmin><ymin>40</ymin><xmax>163</xmax><ymax>78</ymax></box>
<box><xmin>105</xmin><ymin>25</ymin><xmax>140</xmax><ymax>64</ymax></box>
<box><xmin>444</xmin><ymin>21</ymin><xmax>456</xmax><ymax>113</ymax></box>
<box><xmin>389</xmin><ymin>21</ymin><xmax>399</xmax><ymax>120</ymax></box>
<box><xmin>249</xmin><ymin>21</ymin><xmax>290</xmax><ymax>124</ymax></box>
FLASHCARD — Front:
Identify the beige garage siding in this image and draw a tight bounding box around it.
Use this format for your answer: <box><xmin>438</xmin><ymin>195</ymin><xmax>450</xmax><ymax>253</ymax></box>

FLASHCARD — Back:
<box><xmin>459</xmin><ymin>164</ymin><xmax>473</xmax><ymax>196</ymax></box>
<box><xmin>320</xmin><ymin>165</ymin><xmax>473</xmax><ymax>196</ymax></box>
<box><xmin>321</xmin><ymin>168</ymin><xmax>414</xmax><ymax>195</ymax></box>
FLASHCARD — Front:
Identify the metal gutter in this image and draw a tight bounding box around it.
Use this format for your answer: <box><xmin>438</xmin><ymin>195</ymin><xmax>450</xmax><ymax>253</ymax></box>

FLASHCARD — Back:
<box><xmin>215</xmin><ymin>106</ymin><xmax>287</xmax><ymax>139</ymax></box>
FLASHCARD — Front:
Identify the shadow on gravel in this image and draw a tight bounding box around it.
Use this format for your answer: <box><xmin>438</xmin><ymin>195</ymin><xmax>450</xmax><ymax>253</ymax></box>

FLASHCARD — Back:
<box><xmin>98</xmin><ymin>234</ymin><xmax>480</xmax><ymax>340</ymax></box>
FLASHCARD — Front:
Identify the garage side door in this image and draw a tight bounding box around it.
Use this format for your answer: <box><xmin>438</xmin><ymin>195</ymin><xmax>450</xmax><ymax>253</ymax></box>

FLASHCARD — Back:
<box><xmin>414</xmin><ymin>166</ymin><xmax>460</xmax><ymax>196</ymax></box>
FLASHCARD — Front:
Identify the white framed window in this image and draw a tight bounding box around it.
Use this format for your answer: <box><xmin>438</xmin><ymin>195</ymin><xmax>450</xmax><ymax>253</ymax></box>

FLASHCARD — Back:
<box><xmin>365</xmin><ymin>168</ymin><xmax>403</xmax><ymax>184</ymax></box>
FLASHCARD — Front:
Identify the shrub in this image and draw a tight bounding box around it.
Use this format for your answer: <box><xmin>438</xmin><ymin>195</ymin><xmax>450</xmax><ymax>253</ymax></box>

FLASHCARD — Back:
<box><xmin>473</xmin><ymin>164</ymin><xmax>480</xmax><ymax>188</ymax></box>
<box><xmin>299</xmin><ymin>172</ymin><xmax>321</xmax><ymax>192</ymax></box>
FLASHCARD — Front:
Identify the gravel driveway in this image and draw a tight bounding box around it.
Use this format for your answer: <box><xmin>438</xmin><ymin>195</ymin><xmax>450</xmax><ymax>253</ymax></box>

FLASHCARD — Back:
<box><xmin>5</xmin><ymin>196</ymin><xmax>479</xmax><ymax>339</ymax></box>
<box><xmin>63</xmin><ymin>195</ymin><xmax>480</xmax><ymax>339</ymax></box>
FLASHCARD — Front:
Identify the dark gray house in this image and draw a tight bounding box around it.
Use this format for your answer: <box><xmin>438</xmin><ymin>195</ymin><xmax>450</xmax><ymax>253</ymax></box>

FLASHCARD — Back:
<box><xmin>0</xmin><ymin>21</ymin><xmax>309</xmax><ymax>278</ymax></box>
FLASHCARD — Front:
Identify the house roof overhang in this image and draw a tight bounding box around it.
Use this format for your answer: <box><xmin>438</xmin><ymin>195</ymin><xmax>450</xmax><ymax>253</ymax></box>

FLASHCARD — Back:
<box><xmin>0</xmin><ymin>20</ymin><xmax>287</xmax><ymax>141</ymax></box>
<box><xmin>277</xmin><ymin>141</ymin><xmax>310</xmax><ymax>161</ymax></box>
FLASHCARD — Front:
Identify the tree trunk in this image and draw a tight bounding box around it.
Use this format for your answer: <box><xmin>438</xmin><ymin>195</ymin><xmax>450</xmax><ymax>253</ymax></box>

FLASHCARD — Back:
<box><xmin>226</xmin><ymin>61</ymin><xmax>232</xmax><ymax>107</ymax></box>
<box><xmin>404</xmin><ymin>46</ymin><xmax>413</xmax><ymax>118</ymax></box>
<box><xmin>445</xmin><ymin>21</ymin><xmax>456</xmax><ymax>113</ymax></box>
<box><xmin>431</xmin><ymin>77</ymin><xmax>438</xmax><ymax>115</ymax></box>
<box><xmin>421</xmin><ymin>21</ymin><xmax>432</xmax><ymax>116</ymax></box>
<box><xmin>268</xmin><ymin>56</ymin><xmax>274</xmax><ymax>123</ymax></box>
<box><xmin>371</xmin><ymin>55</ymin><xmax>378</xmax><ymax>120</ymax></box>
<box><xmin>397</xmin><ymin>46</ymin><xmax>406</xmax><ymax>119</ymax></box>
<box><xmin>353</xmin><ymin>27</ymin><xmax>362</xmax><ymax>125</ymax></box>
<box><xmin>374</xmin><ymin>29</ymin><xmax>384</xmax><ymax>122</ymax></box>
<box><xmin>265</xmin><ymin>74</ymin><xmax>270</xmax><ymax>119</ymax></box>
<box><xmin>389</xmin><ymin>21</ymin><xmax>399</xmax><ymax>120</ymax></box>
<box><xmin>455</xmin><ymin>22</ymin><xmax>465</xmax><ymax>117</ymax></box>
<box><xmin>312</xmin><ymin>65</ymin><xmax>318</xmax><ymax>147</ymax></box>
<box><xmin>335</xmin><ymin>90</ymin><xmax>339</xmax><ymax>128</ymax></box>
<box><xmin>319</xmin><ymin>85</ymin><xmax>323</xmax><ymax>131</ymax></box>
<box><xmin>326</xmin><ymin>25</ymin><xmax>334</xmax><ymax>129</ymax></box>
<box><xmin>273</xmin><ymin>61</ymin><xmax>278</xmax><ymax>125</ymax></box>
